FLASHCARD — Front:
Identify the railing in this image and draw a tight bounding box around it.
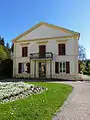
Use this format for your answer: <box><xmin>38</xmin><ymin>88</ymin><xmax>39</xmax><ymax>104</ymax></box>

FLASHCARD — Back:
<box><xmin>30</xmin><ymin>52</ymin><xmax>53</xmax><ymax>59</ymax></box>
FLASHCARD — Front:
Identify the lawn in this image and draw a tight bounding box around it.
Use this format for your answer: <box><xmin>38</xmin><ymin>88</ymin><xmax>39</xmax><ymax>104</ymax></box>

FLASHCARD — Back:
<box><xmin>0</xmin><ymin>82</ymin><xmax>72</xmax><ymax>120</ymax></box>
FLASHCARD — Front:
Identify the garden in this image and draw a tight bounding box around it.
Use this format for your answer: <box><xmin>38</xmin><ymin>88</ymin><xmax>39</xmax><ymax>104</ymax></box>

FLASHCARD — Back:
<box><xmin>0</xmin><ymin>82</ymin><xmax>72</xmax><ymax>120</ymax></box>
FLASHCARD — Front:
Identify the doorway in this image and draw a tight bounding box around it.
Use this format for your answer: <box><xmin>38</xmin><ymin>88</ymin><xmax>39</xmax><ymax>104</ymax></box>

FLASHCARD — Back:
<box><xmin>39</xmin><ymin>45</ymin><xmax>46</xmax><ymax>58</ymax></box>
<box><xmin>39</xmin><ymin>62</ymin><xmax>46</xmax><ymax>78</ymax></box>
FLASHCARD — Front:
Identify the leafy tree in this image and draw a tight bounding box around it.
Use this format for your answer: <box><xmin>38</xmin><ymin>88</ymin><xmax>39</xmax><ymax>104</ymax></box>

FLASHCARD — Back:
<box><xmin>78</xmin><ymin>45</ymin><xmax>86</xmax><ymax>73</ymax></box>
<box><xmin>0</xmin><ymin>36</ymin><xmax>2</xmax><ymax>45</ymax></box>
<box><xmin>0</xmin><ymin>45</ymin><xmax>10</xmax><ymax>62</ymax></box>
<box><xmin>0</xmin><ymin>36</ymin><xmax>5</xmax><ymax>46</ymax></box>
<box><xmin>1</xmin><ymin>37</ymin><xmax>5</xmax><ymax>46</ymax></box>
<box><xmin>78</xmin><ymin>45</ymin><xmax>86</xmax><ymax>61</ymax></box>
<box><xmin>6</xmin><ymin>42</ymin><xmax>10</xmax><ymax>48</ymax></box>
<box><xmin>84</xmin><ymin>60</ymin><xmax>90</xmax><ymax>75</ymax></box>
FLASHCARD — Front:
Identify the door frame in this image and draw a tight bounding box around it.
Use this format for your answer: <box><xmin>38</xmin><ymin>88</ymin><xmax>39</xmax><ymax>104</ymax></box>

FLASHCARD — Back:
<box><xmin>38</xmin><ymin>61</ymin><xmax>46</xmax><ymax>78</ymax></box>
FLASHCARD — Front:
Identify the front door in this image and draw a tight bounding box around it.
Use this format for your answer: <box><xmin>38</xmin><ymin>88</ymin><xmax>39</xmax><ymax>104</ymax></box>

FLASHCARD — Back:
<box><xmin>39</xmin><ymin>62</ymin><xmax>46</xmax><ymax>78</ymax></box>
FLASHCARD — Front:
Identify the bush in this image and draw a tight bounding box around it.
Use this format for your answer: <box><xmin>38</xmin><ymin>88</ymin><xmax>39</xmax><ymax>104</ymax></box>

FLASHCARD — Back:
<box><xmin>83</xmin><ymin>70</ymin><xmax>90</xmax><ymax>75</ymax></box>
<box><xmin>0</xmin><ymin>58</ymin><xmax>13</xmax><ymax>78</ymax></box>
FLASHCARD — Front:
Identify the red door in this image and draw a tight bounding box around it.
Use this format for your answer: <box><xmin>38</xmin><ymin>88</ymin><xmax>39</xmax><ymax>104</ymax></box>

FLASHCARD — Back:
<box><xmin>39</xmin><ymin>45</ymin><xmax>46</xmax><ymax>58</ymax></box>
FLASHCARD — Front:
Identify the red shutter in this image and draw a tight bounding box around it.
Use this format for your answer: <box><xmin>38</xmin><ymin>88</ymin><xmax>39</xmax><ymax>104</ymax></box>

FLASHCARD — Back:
<box><xmin>27</xmin><ymin>63</ymin><xmax>30</xmax><ymax>73</ymax></box>
<box><xmin>24</xmin><ymin>47</ymin><xmax>28</xmax><ymax>57</ymax></box>
<box><xmin>22</xmin><ymin>47</ymin><xmax>24</xmax><ymax>57</ymax></box>
<box><xmin>62</xmin><ymin>44</ymin><xmax>65</xmax><ymax>55</ymax></box>
<box><xmin>18</xmin><ymin>63</ymin><xmax>22</xmax><ymax>73</ymax></box>
<box><xmin>22</xmin><ymin>47</ymin><xmax>28</xmax><ymax>57</ymax></box>
<box><xmin>58</xmin><ymin>44</ymin><xmax>65</xmax><ymax>55</ymax></box>
<box><xmin>39</xmin><ymin>45</ymin><xmax>46</xmax><ymax>57</ymax></box>
<box><xmin>58</xmin><ymin>44</ymin><xmax>61</xmax><ymax>55</ymax></box>
<box><xmin>55</xmin><ymin>62</ymin><xmax>59</xmax><ymax>73</ymax></box>
<box><xmin>66</xmin><ymin>61</ymin><xmax>70</xmax><ymax>74</ymax></box>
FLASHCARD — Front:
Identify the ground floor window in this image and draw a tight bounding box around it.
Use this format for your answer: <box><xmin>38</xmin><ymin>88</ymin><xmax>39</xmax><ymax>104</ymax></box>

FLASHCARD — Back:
<box><xmin>18</xmin><ymin>63</ymin><xmax>30</xmax><ymax>73</ymax></box>
<box><xmin>55</xmin><ymin>61</ymin><xmax>70</xmax><ymax>74</ymax></box>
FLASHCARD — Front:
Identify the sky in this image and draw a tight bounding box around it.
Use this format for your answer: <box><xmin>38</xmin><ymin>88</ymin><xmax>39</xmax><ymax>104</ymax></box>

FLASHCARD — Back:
<box><xmin>0</xmin><ymin>0</ymin><xmax>90</xmax><ymax>58</ymax></box>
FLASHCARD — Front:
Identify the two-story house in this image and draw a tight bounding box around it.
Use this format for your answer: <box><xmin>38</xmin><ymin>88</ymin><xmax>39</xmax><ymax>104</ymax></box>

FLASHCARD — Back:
<box><xmin>11</xmin><ymin>22</ymin><xmax>80</xmax><ymax>80</ymax></box>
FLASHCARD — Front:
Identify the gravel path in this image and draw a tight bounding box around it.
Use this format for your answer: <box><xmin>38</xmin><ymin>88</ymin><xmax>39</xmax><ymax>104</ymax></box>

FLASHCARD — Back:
<box><xmin>52</xmin><ymin>81</ymin><xmax>90</xmax><ymax>120</ymax></box>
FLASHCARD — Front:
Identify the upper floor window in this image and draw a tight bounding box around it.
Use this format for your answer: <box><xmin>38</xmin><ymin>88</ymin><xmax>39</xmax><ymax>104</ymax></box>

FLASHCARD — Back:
<box><xmin>58</xmin><ymin>44</ymin><xmax>66</xmax><ymax>55</ymax></box>
<box><xmin>39</xmin><ymin>45</ymin><xmax>46</xmax><ymax>58</ymax></box>
<box><xmin>22</xmin><ymin>47</ymin><xmax>28</xmax><ymax>57</ymax></box>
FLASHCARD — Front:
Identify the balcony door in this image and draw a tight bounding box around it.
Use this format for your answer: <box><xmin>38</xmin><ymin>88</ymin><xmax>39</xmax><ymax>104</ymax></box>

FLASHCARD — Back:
<box><xmin>39</xmin><ymin>45</ymin><xmax>46</xmax><ymax>58</ymax></box>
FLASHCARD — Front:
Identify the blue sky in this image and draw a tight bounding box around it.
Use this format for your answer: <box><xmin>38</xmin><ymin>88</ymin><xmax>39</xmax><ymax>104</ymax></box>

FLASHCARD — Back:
<box><xmin>0</xmin><ymin>0</ymin><xmax>90</xmax><ymax>58</ymax></box>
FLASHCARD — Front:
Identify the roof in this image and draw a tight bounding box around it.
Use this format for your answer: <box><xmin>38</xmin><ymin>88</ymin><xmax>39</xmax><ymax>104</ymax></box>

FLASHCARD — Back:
<box><xmin>12</xmin><ymin>22</ymin><xmax>80</xmax><ymax>42</ymax></box>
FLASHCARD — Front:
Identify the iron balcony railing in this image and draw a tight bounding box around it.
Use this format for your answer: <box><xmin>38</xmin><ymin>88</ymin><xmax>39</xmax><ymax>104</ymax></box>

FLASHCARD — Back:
<box><xmin>30</xmin><ymin>52</ymin><xmax>53</xmax><ymax>59</ymax></box>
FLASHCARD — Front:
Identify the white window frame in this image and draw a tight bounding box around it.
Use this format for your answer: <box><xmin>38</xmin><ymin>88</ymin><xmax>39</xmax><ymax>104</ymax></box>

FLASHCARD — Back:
<box><xmin>59</xmin><ymin>62</ymin><xmax>66</xmax><ymax>74</ymax></box>
<box><xmin>21</xmin><ymin>63</ymin><xmax>27</xmax><ymax>73</ymax></box>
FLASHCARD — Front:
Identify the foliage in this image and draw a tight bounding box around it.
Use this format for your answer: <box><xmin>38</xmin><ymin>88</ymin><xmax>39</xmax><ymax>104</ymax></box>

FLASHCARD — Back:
<box><xmin>0</xmin><ymin>36</ymin><xmax>5</xmax><ymax>46</ymax></box>
<box><xmin>0</xmin><ymin>45</ymin><xmax>10</xmax><ymax>62</ymax></box>
<box><xmin>83</xmin><ymin>60</ymin><xmax>90</xmax><ymax>75</ymax></box>
<box><xmin>0</xmin><ymin>36</ymin><xmax>12</xmax><ymax>78</ymax></box>
<box><xmin>0</xmin><ymin>58</ymin><xmax>13</xmax><ymax>78</ymax></box>
<box><xmin>6</xmin><ymin>42</ymin><xmax>10</xmax><ymax>48</ymax></box>
<box><xmin>0</xmin><ymin>82</ymin><xmax>72</xmax><ymax>120</ymax></box>
<box><xmin>78</xmin><ymin>45</ymin><xmax>87</xmax><ymax>73</ymax></box>
<box><xmin>78</xmin><ymin>45</ymin><xmax>86</xmax><ymax>61</ymax></box>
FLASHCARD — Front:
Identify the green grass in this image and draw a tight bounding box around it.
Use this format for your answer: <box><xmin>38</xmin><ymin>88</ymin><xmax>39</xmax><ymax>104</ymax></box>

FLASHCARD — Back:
<box><xmin>0</xmin><ymin>82</ymin><xmax>73</xmax><ymax>120</ymax></box>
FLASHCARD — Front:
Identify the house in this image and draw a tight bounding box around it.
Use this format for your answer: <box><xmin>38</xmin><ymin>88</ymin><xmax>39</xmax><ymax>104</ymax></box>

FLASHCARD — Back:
<box><xmin>11</xmin><ymin>22</ymin><xmax>80</xmax><ymax>80</ymax></box>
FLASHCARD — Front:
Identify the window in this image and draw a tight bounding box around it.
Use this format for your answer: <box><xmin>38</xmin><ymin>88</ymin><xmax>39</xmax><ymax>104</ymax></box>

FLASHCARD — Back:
<box><xmin>58</xmin><ymin>44</ymin><xmax>66</xmax><ymax>55</ymax></box>
<box><xmin>55</xmin><ymin>61</ymin><xmax>70</xmax><ymax>74</ymax></box>
<box><xmin>18</xmin><ymin>63</ymin><xmax>30</xmax><ymax>73</ymax></box>
<box><xmin>39</xmin><ymin>45</ymin><xmax>46</xmax><ymax>58</ymax></box>
<box><xmin>59</xmin><ymin>62</ymin><xmax>66</xmax><ymax>73</ymax></box>
<box><xmin>22</xmin><ymin>47</ymin><xmax>28</xmax><ymax>57</ymax></box>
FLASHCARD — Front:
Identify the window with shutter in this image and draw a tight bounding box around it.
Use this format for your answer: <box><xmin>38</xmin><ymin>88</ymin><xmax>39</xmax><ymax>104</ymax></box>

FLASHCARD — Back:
<box><xmin>27</xmin><ymin>63</ymin><xmax>30</xmax><ymax>73</ymax></box>
<box><xmin>62</xmin><ymin>44</ymin><xmax>65</xmax><ymax>55</ymax></box>
<box><xmin>18</xmin><ymin>63</ymin><xmax>22</xmax><ymax>73</ymax></box>
<box><xmin>22</xmin><ymin>47</ymin><xmax>28</xmax><ymax>57</ymax></box>
<box><xmin>55</xmin><ymin>62</ymin><xmax>59</xmax><ymax>73</ymax></box>
<box><xmin>58</xmin><ymin>44</ymin><xmax>66</xmax><ymax>55</ymax></box>
<box><xmin>39</xmin><ymin>45</ymin><xmax>46</xmax><ymax>58</ymax></box>
<box><xmin>66</xmin><ymin>61</ymin><xmax>70</xmax><ymax>74</ymax></box>
<box><xmin>55</xmin><ymin>61</ymin><xmax>69</xmax><ymax>74</ymax></box>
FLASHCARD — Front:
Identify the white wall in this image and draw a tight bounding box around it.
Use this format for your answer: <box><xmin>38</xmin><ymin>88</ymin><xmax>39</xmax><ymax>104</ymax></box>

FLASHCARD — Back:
<box><xmin>13</xmin><ymin>36</ymin><xmax>78</xmax><ymax>78</ymax></box>
<box><xmin>18</xmin><ymin>25</ymin><xmax>71</xmax><ymax>41</ymax></box>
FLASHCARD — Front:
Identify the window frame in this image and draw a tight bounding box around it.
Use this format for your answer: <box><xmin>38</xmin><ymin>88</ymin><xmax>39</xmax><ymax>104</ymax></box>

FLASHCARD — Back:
<box><xmin>58</xmin><ymin>43</ymin><xmax>66</xmax><ymax>55</ymax></box>
<box><xmin>22</xmin><ymin>46</ymin><xmax>28</xmax><ymax>57</ymax></box>
<box><xmin>55</xmin><ymin>61</ymin><xmax>69</xmax><ymax>74</ymax></box>
<box><xmin>59</xmin><ymin>62</ymin><xmax>66</xmax><ymax>74</ymax></box>
<box><xmin>18</xmin><ymin>62</ymin><xmax>30</xmax><ymax>74</ymax></box>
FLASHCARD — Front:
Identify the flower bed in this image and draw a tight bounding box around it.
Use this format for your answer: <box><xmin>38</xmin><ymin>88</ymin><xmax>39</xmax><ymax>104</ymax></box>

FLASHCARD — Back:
<box><xmin>0</xmin><ymin>82</ymin><xmax>47</xmax><ymax>103</ymax></box>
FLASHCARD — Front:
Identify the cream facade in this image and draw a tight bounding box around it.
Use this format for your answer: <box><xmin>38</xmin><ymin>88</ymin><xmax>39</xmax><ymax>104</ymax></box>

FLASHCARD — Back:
<box><xmin>12</xmin><ymin>22</ymin><xmax>80</xmax><ymax>80</ymax></box>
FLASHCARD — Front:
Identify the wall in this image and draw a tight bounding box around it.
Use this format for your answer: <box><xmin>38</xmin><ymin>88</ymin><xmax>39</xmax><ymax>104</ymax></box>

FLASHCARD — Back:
<box><xmin>13</xmin><ymin>36</ymin><xmax>78</xmax><ymax>80</ymax></box>
<box><xmin>18</xmin><ymin>25</ymin><xmax>71</xmax><ymax>41</ymax></box>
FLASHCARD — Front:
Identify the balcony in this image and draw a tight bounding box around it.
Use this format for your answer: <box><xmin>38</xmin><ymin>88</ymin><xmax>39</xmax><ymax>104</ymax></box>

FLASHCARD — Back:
<box><xmin>30</xmin><ymin>52</ymin><xmax>53</xmax><ymax>59</ymax></box>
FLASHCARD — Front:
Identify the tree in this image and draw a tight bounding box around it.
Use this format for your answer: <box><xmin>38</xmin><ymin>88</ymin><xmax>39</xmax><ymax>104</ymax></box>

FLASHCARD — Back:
<box><xmin>78</xmin><ymin>45</ymin><xmax>86</xmax><ymax>61</ymax></box>
<box><xmin>84</xmin><ymin>60</ymin><xmax>90</xmax><ymax>75</ymax></box>
<box><xmin>0</xmin><ymin>36</ymin><xmax>2</xmax><ymax>45</ymax></box>
<box><xmin>0</xmin><ymin>45</ymin><xmax>10</xmax><ymax>62</ymax></box>
<box><xmin>6</xmin><ymin>42</ymin><xmax>10</xmax><ymax>48</ymax></box>
<box><xmin>1</xmin><ymin>37</ymin><xmax>5</xmax><ymax>46</ymax></box>
<box><xmin>78</xmin><ymin>45</ymin><xmax>86</xmax><ymax>73</ymax></box>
